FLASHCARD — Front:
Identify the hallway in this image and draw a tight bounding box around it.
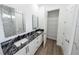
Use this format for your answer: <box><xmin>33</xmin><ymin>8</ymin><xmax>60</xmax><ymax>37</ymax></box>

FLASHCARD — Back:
<box><xmin>35</xmin><ymin>38</ymin><xmax>63</xmax><ymax>55</ymax></box>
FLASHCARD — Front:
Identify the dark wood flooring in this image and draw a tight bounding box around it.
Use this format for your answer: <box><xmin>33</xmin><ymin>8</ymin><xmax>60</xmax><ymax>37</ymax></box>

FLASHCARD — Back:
<box><xmin>35</xmin><ymin>38</ymin><xmax>63</xmax><ymax>55</ymax></box>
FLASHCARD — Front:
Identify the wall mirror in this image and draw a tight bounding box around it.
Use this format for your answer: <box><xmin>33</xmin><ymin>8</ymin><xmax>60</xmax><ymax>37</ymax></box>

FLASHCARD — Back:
<box><xmin>32</xmin><ymin>15</ymin><xmax>39</xmax><ymax>30</ymax></box>
<box><xmin>0</xmin><ymin>5</ymin><xmax>26</xmax><ymax>38</ymax></box>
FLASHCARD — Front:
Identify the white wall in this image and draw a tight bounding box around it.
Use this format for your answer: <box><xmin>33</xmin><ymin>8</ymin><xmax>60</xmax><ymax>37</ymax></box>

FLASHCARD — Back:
<box><xmin>38</xmin><ymin>6</ymin><xmax>47</xmax><ymax>33</ymax></box>
<box><xmin>47</xmin><ymin>10</ymin><xmax>59</xmax><ymax>40</ymax></box>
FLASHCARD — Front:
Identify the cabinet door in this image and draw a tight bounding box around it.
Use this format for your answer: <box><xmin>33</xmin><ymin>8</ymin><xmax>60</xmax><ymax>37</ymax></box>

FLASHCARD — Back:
<box><xmin>27</xmin><ymin>38</ymin><xmax>38</xmax><ymax>55</ymax></box>
<box><xmin>15</xmin><ymin>48</ymin><xmax>26</xmax><ymax>55</ymax></box>
<box><xmin>28</xmin><ymin>34</ymin><xmax>42</xmax><ymax>55</ymax></box>
<box><xmin>36</xmin><ymin>34</ymin><xmax>42</xmax><ymax>48</ymax></box>
<box><xmin>14</xmin><ymin>45</ymin><xmax>28</xmax><ymax>55</ymax></box>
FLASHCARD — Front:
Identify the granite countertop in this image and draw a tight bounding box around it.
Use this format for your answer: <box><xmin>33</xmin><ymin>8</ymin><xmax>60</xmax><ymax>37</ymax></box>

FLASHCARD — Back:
<box><xmin>1</xmin><ymin>29</ymin><xmax>44</xmax><ymax>55</ymax></box>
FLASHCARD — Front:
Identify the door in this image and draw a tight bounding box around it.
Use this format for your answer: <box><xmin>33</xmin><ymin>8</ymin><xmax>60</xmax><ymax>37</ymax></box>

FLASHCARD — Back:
<box><xmin>47</xmin><ymin>10</ymin><xmax>59</xmax><ymax>40</ymax></box>
<box><xmin>71</xmin><ymin>10</ymin><xmax>79</xmax><ymax>54</ymax></box>
<box><xmin>61</xmin><ymin>5</ymin><xmax>76</xmax><ymax>55</ymax></box>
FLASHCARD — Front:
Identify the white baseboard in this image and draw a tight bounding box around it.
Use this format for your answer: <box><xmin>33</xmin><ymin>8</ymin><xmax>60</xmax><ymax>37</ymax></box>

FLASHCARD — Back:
<box><xmin>56</xmin><ymin>42</ymin><xmax>62</xmax><ymax>46</ymax></box>
<box><xmin>47</xmin><ymin>36</ymin><xmax>57</xmax><ymax>40</ymax></box>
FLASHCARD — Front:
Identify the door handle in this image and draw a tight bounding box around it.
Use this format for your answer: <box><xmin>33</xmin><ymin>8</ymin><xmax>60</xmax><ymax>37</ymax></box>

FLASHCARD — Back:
<box><xmin>65</xmin><ymin>39</ymin><xmax>69</xmax><ymax>43</ymax></box>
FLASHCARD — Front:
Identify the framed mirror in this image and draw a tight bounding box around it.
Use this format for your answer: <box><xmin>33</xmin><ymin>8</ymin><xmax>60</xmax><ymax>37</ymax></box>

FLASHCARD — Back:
<box><xmin>15</xmin><ymin>12</ymin><xmax>25</xmax><ymax>34</ymax></box>
<box><xmin>32</xmin><ymin>15</ymin><xmax>39</xmax><ymax>30</ymax></box>
<box><xmin>0</xmin><ymin>5</ymin><xmax>26</xmax><ymax>38</ymax></box>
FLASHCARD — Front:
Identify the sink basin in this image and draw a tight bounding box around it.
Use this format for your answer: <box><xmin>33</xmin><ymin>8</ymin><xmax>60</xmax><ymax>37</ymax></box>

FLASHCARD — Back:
<box><xmin>14</xmin><ymin>38</ymin><xmax>28</xmax><ymax>47</ymax></box>
<box><xmin>36</xmin><ymin>31</ymin><xmax>41</xmax><ymax>34</ymax></box>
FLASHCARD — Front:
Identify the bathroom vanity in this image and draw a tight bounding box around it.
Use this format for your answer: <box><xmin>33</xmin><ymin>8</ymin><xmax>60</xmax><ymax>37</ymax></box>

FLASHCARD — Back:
<box><xmin>1</xmin><ymin>29</ymin><xmax>44</xmax><ymax>55</ymax></box>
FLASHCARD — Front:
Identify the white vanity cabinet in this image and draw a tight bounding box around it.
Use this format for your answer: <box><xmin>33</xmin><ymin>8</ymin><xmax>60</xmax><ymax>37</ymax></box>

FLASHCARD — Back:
<box><xmin>27</xmin><ymin>34</ymin><xmax>43</xmax><ymax>55</ymax></box>
<box><xmin>14</xmin><ymin>34</ymin><xmax>43</xmax><ymax>55</ymax></box>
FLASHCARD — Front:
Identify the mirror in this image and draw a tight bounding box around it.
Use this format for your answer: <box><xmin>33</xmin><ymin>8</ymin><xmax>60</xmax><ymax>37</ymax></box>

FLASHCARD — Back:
<box><xmin>15</xmin><ymin>12</ymin><xmax>25</xmax><ymax>34</ymax></box>
<box><xmin>32</xmin><ymin>15</ymin><xmax>39</xmax><ymax>30</ymax></box>
<box><xmin>0</xmin><ymin>5</ymin><xmax>25</xmax><ymax>38</ymax></box>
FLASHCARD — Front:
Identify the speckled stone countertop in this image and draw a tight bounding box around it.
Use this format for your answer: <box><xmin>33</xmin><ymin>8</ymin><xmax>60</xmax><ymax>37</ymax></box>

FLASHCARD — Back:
<box><xmin>1</xmin><ymin>29</ymin><xmax>44</xmax><ymax>55</ymax></box>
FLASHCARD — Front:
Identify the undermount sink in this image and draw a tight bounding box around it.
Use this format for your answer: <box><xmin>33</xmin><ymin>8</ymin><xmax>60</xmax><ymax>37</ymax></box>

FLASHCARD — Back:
<box><xmin>36</xmin><ymin>31</ymin><xmax>42</xmax><ymax>34</ymax></box>
<box><xmin>14</xmin><ymin>38</ymin><xmax>28</xmax><ymax>47</ymax></box>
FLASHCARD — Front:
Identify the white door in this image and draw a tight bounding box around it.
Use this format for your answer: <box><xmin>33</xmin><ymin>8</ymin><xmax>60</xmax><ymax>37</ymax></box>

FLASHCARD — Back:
<box><xmin>72</xmin><ymin>9</ymin><xmax>79</xmax><ymax>54</ymax></box>
<box><xmin>47</xmin><ymin>10</ymin><xmax>59</xmax><ymax>40</ymax></box>
<box><xmin>61</xmin><ymin>5</ymin><xmax>76</xmax><ymax>55</ymax></box>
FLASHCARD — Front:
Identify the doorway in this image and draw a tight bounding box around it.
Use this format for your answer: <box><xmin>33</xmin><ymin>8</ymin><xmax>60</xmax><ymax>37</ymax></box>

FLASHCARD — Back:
<box><xmin>47</xmin><ymin>9</ymin><xmax>59</xmax><ymax>40</ymax></box>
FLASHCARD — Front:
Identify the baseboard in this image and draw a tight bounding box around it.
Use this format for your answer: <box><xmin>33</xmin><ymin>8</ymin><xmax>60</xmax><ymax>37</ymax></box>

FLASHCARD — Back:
<box><xmin>56</xmin><ymin>42</ymin><xmax>62</xmax><ymax>46</ymax></box>
<box><xmin>47</xmin><ymin>36</ymin><xmax>56</xmax><ymax>40</ymax></box>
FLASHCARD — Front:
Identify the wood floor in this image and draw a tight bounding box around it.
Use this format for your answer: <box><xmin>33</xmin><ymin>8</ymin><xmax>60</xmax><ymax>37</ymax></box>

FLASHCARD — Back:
<box><xmin>35</xmin><ymin>38</ymin><xmax>63</xmax><ymax>55</ymax></box>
